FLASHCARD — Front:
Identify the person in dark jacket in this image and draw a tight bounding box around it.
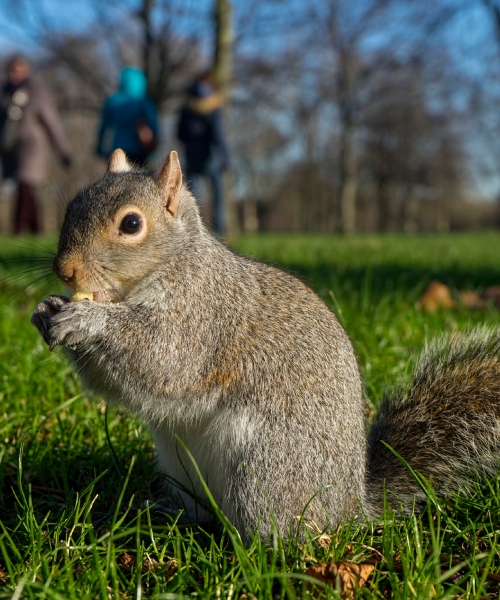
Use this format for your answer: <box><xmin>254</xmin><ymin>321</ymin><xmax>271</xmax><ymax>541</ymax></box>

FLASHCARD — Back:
<box><xmin>0</xmin><ymin>55</ymin><xmax>71</xmax><ymax>234</ymax></box>
<box><xmin>177</xmin><ymin>73</ymin><xmax>229</xmax><ymax>235</ymax></box>
<box><xmin>97</xmin><ymin>67</ymin><xmax>158</xmax><ymax>165</ymax></box>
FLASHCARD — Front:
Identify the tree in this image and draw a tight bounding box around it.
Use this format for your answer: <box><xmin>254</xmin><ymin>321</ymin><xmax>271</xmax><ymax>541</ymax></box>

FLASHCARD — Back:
<box><xmin>3</xmin><ymin>0</ymin><xmax>206</xmax><ymax>112</ymax></box>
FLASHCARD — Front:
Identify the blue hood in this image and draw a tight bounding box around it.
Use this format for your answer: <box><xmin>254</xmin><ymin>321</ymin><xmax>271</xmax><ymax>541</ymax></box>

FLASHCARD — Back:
<box><xmin>119</xmin><ymin>67</ymin><xmax>147</xmax><ymax>99</ymax></box>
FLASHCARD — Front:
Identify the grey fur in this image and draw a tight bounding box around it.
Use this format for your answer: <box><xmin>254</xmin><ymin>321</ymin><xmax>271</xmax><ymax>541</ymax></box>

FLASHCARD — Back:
<box><xmin>367</xmin><ymin>327</ymin><xmax>500</xmax><ymax>514</ymax></box>
<box><xmin>30</xmin><ymin>153</ymin><xmax>500</xmax><ymax>541</ymax></box>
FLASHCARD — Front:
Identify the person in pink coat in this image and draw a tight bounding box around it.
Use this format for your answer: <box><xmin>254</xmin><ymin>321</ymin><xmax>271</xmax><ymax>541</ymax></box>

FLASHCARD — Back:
<box><xmin>0</xmin><ymin>56</ymin><xmax>71</xmax><ymax>234</ymax></box>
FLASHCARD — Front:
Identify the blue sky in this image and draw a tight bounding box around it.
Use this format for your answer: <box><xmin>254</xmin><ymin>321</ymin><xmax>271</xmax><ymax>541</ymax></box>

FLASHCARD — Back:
<box><xmin>0</xmin><ymin>0</ymin><xmax>96</xmax><ymax>50</ymax></box>
<box><xmin>2</xmin><ymin>0</ymin><xmax>500</xmax><ymax>199</ymax></box>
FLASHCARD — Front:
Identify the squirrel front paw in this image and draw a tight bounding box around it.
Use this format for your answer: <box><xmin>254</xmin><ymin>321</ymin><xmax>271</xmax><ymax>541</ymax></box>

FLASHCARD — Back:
<box><xmin>49</xmin><ymin>300</ymin><xmax>100</xmax><ymax>350</ymax></box>
<box><xmin>31</xmin><ymin>295</ymin><xmax>70</xmax><ymax>347</ymax></box>
<box><xmin>31</xmin><ymin>295</ymin><xmax>101</xmax><ymax>350</ymax></box>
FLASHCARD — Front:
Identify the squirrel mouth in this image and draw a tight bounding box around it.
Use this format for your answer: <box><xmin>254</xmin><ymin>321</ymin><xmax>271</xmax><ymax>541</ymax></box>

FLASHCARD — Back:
<box><xmin>63</xmin><ymin>284</ymin><xmax>123</xmax><ymax>303</ymax></box>
<box><xmin>70</xmin><ymin>290</ymin><xmax>112</xmax><ymax>303</ymax></box>
<box><xmin>94</xmin><ymin>289</ymin><xmax>124</xmax><ymax>303</ymax></box>
<box><xmin>92</xmin><ymin>290</ymin><xmax>121</xmax><ymax>303</ymax></box>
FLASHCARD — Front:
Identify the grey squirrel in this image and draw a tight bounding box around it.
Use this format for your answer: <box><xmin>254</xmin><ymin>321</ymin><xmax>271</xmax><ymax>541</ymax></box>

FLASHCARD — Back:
<box><xmin>31</xmin><ymin>149</ymin><xmax>500</xmax><ymax>541</ymax></box>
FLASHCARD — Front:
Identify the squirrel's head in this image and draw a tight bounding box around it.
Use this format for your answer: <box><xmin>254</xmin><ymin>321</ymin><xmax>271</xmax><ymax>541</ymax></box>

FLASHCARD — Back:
<box><xmin>53</xmin><ymin>149</ymin><xmax>198</xmax><ymax>302</ymax></box>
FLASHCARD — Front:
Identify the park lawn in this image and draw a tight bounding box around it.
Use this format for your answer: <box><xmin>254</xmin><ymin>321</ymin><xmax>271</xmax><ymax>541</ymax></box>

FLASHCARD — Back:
<box><xmin>0</xmin><ymin>231</ymin><xmax>499</xmax><ymax>598</ymax></box>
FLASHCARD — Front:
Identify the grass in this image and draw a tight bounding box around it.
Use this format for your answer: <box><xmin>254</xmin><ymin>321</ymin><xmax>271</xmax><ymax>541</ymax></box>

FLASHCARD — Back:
<box><xmin>0</xmin><ymin>231</ymin><xmax>499</xmax><ymax>598</ymax></box>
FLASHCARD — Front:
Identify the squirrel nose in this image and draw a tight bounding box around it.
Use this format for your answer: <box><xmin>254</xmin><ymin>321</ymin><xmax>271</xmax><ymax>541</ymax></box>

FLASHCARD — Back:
<box><xmin>52</xmin><ymin>259</ymin><xmax>75</xmax><ymax>284</ymax></box>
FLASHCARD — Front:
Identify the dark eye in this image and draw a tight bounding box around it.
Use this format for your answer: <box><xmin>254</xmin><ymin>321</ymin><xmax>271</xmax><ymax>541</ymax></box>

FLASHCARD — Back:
<box><xmin>119</xmin><ymin>213</ymin><xmax>142</xmax><ymax>234</ymax></box>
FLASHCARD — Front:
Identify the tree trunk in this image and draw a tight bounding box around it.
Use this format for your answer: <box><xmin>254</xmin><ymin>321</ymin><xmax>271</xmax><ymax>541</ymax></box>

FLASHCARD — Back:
<box><xmin>403</xmin><ymin>183</ymin><xmax>419</xmax><ymax>233</ymax></box>
<box><xmin>377</xmin><ymin>178</ymin><xmax>391</xmax><ymax>232</ymax></box>
<box><xmin>436</xmin><ymin>189</ymin><xmax>451</xmax><ymax>233</ymax></box>
<box><xmin>213</xmin><ymin>0</ymin><xmax>237</xmax><ymax>236</ymax></box>
<box><xmin>140</xmin><ymin>0</ymin><xmax>154</xmax><ymax>87</ymax></box>
<box><xmin>339</xmin><ymin>117</ymin><xmax>357</xmax><ymax>235</ymax></box>
<box><xmin>213</xmin><ymin>0</ymin><xmax>233</xmax><ymax>99</ymax></box>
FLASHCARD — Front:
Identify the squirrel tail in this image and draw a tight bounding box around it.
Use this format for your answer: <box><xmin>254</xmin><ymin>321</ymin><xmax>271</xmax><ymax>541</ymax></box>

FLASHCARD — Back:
<box><xmin>366</xmin><ymin>326</ymin><xmax>500</xmax><ymax>514</ymax></box>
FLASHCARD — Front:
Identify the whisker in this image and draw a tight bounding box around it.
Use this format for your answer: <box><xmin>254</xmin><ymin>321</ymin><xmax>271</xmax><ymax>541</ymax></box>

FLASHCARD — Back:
<box><xmin>0</xmin><ymin>260</ymin><xmax>54</xmax><ymax>271</ymax></box>
<box><xmin>0</xmin><ymin>234</ymin><xmax>56</xmax><ymax>257</ymax></box>
<box><xmin>94</xmin><ymin>269</ymin><xmax>125</xmax><ymax>302</ymax></box>
<box><xmin>0</xmin><ymin>256</ymin><xmax>53</xmax><ymax>262</ymax></box>
<box><xmin>100</xmin><ymin>264</ymin><xmax>131</xmax><ymax>279</ymax></box>
<box><xmin>0</xmin><ymin>268</ymin><xmax>53</xmax><ymax>283</ymax></box>
<box><xmin>47</xmin><ymin>171</ymin><xmax>69</xmax><ymax>214</ymax></box>
<box><xmin>0</xmin><ymin>254</ymin><xmax>53</xmax><ymax>262</ymax></box>
<box><xmin>0</xmin><ymin>271</ymin><xmax>54</xmax><ymax>288</ymax></box>
<box><xmin>6</xmin><ymin>233</ymin><xmax>56</xmax><ymax>252</ymax></box>
<box><xmin>70</xmin><ymin>345</ymin><xmax>101</xmax><ymax>373</ymax></box>
<box><xmin>0</xmin><ymin>263</ymin><xmax>53</xmax><ymax>277</ymax></box>
<box><xmin>1</xmin><ymin>273</ymin><xmax>56</xmax><ymax>290</ymax></box>
<box><xmin>0</xmin><ymin>273</ymin><xmax>57</xmax><ymax>308</ymax></box>
<box><xmin>94</xmin><ymin>269</ymin><xmax>133</xmax><ymax>311</ymax></box>
<box><xmin>36</xmin><ymin>277</ymin><xmax>63</xmax><ymax>299</ymax></box>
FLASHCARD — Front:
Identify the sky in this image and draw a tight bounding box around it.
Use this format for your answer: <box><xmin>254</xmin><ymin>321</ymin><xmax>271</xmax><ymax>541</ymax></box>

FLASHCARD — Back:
<box><xmin>1</xmin><ymin>0</ymin><xmax>500</xmax><ymax>200</ymax></box>
<box><xmin>0</xmin><ymin>0</ymin><xmax>96</xmax><ymax>51</ymax></box>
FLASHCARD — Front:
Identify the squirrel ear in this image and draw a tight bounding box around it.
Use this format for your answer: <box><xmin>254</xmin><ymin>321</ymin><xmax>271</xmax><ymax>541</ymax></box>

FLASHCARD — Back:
<box><xmin>108</xmin><ymin>149</ymin><xmax>132</xmax><ymax>174</ymax></box>
<box><xmin>154</xmin><ymin>151</ymin><xmax>183</xmax><ymax>218</ymax></box>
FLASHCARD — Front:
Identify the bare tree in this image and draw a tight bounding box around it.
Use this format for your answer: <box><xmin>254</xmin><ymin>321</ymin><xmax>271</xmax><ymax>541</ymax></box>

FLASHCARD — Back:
<box><xmin>213</xmin><ymin>0</ymin><xmax>234</xmax><ymax>98</ymax></box>
<box><xmin>3</xmin><ymin>0</ymin><xmax>206</xmax><ymax>111</ymax></box>
<box><xmin>0</xmin><ymin>0</ymin><xmax>491</xmax><ymax>233</ymax></box>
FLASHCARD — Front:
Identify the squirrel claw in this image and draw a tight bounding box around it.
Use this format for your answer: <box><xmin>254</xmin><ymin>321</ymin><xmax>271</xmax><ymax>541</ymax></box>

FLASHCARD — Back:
<box><xmin>43</xmin><ymin>294</ymin><xmax>70</xmax><ymax>313</ymax></box>
<box><xmin>49</xmin><ymin>299</ymin><xmax>98</xmax><ymax>349</ymax></box>
<box><xmin>31</xmin><ymin>295</ymin><xmax>74</xmax><ymax>349</ymax></box>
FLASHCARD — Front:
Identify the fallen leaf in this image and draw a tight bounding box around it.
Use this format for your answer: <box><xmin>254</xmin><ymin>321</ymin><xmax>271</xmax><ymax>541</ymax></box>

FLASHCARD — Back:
<box><xmin>481</xmin><ymin>286</ymin><xmax>500</xmax><ymax>307</ymax></box>
<box><xmin>165</xmin><ymin>559</ymin><xmax>178</xmax><ymax>579</ymax></box>
<box><xmin>117</xmin><ymin>552</ymin><xmax>135</xmax><ymax>570</ymax></box>
<box><xmin>143</xmin><ymin>556</ymin><xmax>160</xmax><ymax>572</ymax></box>
<box><xmin>305</xmin><ymin>561</ymin><xmax>374</xmax><ymax>599</ymax></box>
<box><xmin>459</xmin><ymin>291</ymin><xmax>484</xmax><ymax>310</ymax></box>
<box><xmin>294</xmin><ymin>515</ymin><xmax>332</xmax><ymax>549</ymax></box>
<box><xmin>418</xmin><ymin>281</ymin><xmax>454</xmax><ymax>312</ymax></box>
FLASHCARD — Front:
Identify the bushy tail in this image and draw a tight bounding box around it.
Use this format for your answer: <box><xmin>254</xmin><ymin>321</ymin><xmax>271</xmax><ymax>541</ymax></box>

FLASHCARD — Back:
<box><xmin>367</xmin><ymin>327</ymin><xmax>500</xmax><ymax>514</ymax></box>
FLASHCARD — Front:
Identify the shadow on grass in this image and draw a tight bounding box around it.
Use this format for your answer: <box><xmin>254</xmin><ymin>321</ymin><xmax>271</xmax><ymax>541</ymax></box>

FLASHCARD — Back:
<box><xmin>2</xmin><ymin>238</ymin><xmax>500</xmax><ymax>309</ymax></box>
<box><xmin>265</xmin><ymin>260</ymin><xmax>500</xmax><ymax>308</ymax></box>
<box><xmin>0</xmin><ymin>428</ymin><xmax>164</xmax><ymax>529</ymax></box>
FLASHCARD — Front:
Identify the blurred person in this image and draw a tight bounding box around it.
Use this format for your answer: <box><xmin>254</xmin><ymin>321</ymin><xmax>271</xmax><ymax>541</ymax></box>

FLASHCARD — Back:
<box><xmin>177</xmin><ymin>72</ymin><xmax>229</xmax><ymax>235</ymax></box>
<box><xmin>97</xmin><ymin>67</ymin><xmax>158</xmax><ymax>166</ymax></box>
<box><xmin>0</xmin><ymin>55</ymin><xmax>71</xmax><ymax>234</ymax></box>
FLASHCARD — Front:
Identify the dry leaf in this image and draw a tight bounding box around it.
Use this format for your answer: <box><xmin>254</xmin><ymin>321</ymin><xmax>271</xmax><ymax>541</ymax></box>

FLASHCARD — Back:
<box><xmin>459</xmin><ymin>291</ymin><xmax>485</xmax><ymax>310</ymax></box>
<box><xmin>142</xmin><ymin>556</ymin><xmax>159</xmax><ymax>572</ymax></box>
<box><xmin>481</xmin><ymin>285</ymin><xmax>500</xmax><ymax>307</ymax></box>
<box><xmin>117</xmin><ymin>552</ymin><xmax>135</xmax><ymax>570</ymax></box>
<box><xmin>165</xmin><ymin>559</ymin><xmax>178</xmax><ymax>579</ymax></box>
<box><xmin>418</xmin><ymin>281</ymin><xmax>454</xmax><ymax>312</ymax></box>
<box><xmin>359</xmin><ymin>544</ymin><xmax>385</xmax><ymax>562</ymax></box>
<box><xmin>317</xmin><ymin>533</ymin><xmax>332</xmax><ymax>550</ymax></box>
<box><xmin>294</xmin><ymin>515</ymin><xmax>332</xmax><ymax>549</ymax></box>
<box><xmin>305</xmin><ymin>561</ymin><xmax>374</xmax><ymax>599</ymax></box>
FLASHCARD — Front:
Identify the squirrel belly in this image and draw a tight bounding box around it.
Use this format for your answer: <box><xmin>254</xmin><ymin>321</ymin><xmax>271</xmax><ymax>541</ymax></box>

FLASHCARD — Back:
<box><xmin>62</xmin><ymin>253</ymin><xmax>368</xmax><ymax>539</ymax></box>
<box><xmin>30</xmin><ymin>150</ymin><xmax>500</xmax><ymax>541</ymax></box>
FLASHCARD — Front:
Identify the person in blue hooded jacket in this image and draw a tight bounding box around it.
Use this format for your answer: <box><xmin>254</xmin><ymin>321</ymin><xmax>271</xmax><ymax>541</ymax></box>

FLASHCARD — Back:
<box><xmin>97</xmin><ymin>67</ymin><xmax>158</xmax><ymax>165</ymax></box>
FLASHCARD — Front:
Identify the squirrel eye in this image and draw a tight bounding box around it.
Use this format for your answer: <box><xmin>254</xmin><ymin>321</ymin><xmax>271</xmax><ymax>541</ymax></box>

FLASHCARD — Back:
<box><xmin>119</xmin><ymin>213</ymin><xmax>142</xmax><ymax>235</ymax></box>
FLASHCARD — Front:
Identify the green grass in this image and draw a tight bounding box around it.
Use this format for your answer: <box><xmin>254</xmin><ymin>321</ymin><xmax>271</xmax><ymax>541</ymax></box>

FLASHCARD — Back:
<box><xmin>0</xmin><ymin>231</ymin><xmax>500</xmax><ymax>599</ymax></box>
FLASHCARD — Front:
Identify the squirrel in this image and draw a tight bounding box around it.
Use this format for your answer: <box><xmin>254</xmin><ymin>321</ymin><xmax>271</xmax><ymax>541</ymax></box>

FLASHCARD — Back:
<box><xmin>31</xmin><ymin>149</ymin><xmax>500</xmax><ymax>541</ymax></box>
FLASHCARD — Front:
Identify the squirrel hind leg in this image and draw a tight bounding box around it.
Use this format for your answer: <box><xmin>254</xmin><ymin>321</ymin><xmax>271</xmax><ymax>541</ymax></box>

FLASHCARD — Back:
<box><xmin>366</xmin><ymin>326</ymin><xmax>500</xmax><ymax>515</ymax></box>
